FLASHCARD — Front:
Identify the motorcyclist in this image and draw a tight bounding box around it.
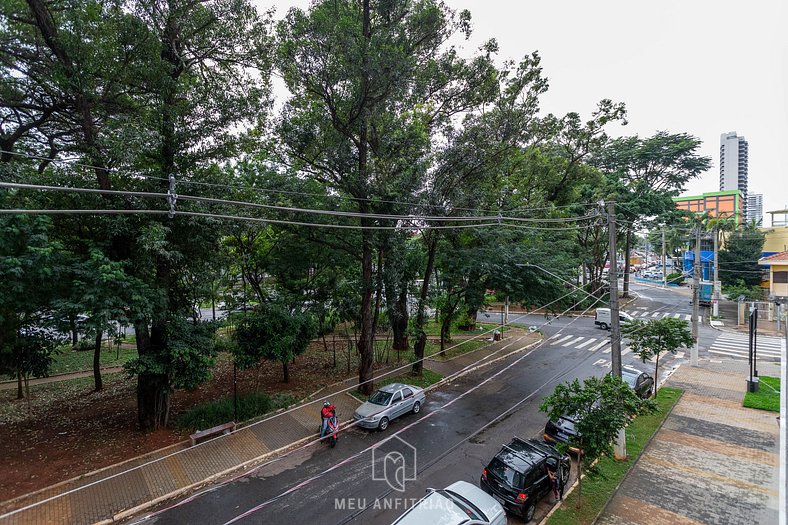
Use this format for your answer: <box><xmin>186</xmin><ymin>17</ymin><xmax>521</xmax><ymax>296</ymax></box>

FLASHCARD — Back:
<box><xmin>320</xmin><ymin>401</ymin><xmax>336</xmax><ymax>438</ymax></box>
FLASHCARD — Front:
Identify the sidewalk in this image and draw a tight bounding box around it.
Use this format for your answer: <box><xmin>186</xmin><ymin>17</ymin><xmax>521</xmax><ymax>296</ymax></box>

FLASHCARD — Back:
<box><xmin>0</xmin><ymin>329</ymin><xmax>539</xmax><ymax>525</ymax></box>
<box><xmin>598</xmin><ymin>360</ymin><xmax>781</xmax><ymax>525</ymax></box>
<box><xmin>0</xmin><ymin>367</ymin><xmax>124</xmax><ymax>391</ymax></box>
<box><xmin>715</xmin><ymin>298</ymin><xmax>785</xmax><ymax>337</ymax></box>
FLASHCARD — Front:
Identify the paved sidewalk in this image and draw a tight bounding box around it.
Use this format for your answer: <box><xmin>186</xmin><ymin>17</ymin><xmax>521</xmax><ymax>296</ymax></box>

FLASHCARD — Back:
<box><xmin>0</xmin><ymin>329</ymin><xmax>538</xmax><ymax>525</ymax></box>
<box><xmin>598</xmin><ymin>360</ymin><xmax>781</xmax><ymax>525</ymax></box>
<box><xmin>0</xmin><ymin>367</ymin><xmax>124</xmax><ymax>391</ymax></box>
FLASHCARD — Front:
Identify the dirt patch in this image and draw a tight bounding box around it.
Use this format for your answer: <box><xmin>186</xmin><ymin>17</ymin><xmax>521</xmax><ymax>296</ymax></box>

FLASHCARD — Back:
<box><xmin>0</xmin><ymin>341</ymin><xmax>395</xmax><ymax>501</ymax></box>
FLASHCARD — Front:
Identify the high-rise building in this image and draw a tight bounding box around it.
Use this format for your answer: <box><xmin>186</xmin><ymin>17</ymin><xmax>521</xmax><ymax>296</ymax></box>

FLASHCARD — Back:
<box><xmin>747</xmin><ymin>193</ymin><xmax>763</xmax><ymax>225</ymax></box>
<box><xmin>719</xmin><ymin>132</ymin><xmax>749</xmax><ymax>202</ymax></box>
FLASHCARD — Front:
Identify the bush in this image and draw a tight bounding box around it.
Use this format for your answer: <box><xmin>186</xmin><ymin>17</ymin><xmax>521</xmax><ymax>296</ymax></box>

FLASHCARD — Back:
<box><xmin>723</xmin><ymin>279</ymin><xmax>764</xmax><ymax>301</ymax></box>
<box><xmin>175</xmin><ymin>391</ymin><xmax>295</xmax><ymax>430</ymax></box>
<box><xmin>666</xmin><ymin>271</ymin><xmax>683</xmax><ymax>284</ymax></box>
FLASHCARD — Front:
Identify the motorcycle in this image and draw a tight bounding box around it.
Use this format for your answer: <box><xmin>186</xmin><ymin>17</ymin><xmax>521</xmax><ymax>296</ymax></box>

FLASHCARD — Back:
<box><xmin>320</xmin><ymin>412</ymin><xmax>339</xmax><ymax>448</ymax></box>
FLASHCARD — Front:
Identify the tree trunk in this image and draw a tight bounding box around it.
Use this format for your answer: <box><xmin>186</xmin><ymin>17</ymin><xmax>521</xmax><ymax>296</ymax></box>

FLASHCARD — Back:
<box><xmin>17</xmin><ymin>370</ymin><xmax>23</xmax><ymax>400</ymax></box>
<box><xmin>391</xmin><ymin>285</ymin><xmax>409</xmax><ymax>352</ymax></box>
<box><xmin>70</xmin><ymin>317</ymin><xmax>78</xmax><ymax>348</ymax></box>
<box><xmin>93</xmin><ymin>330</ymin><xmax>103</xmax><ymax>391</ymax></box>
<box><xmin>413</xmin><ymin>234</ymin><xmax>437</xmax><ymax>374</ymax></box>
<box><xmin>622</xmin><ymin>229</ymin><xmax>632</xmax><ymax>298</ymax></box>
<box><xmin>282</xmin><ymin>361</ymin><xmax>289</xmax><ymax>383</ymax></box>
<box><xmin>135</xmin><ymin>321</ymin><xmax>170</xmax><ymax>431</ymax></box>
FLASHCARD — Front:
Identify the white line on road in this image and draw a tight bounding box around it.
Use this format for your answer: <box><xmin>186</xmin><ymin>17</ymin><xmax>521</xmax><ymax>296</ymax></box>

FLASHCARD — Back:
<box><xmin>552</xmin><ymin>335</ymin><xmax>574</xmax><ymax>345</ymax></box>
<box><xmin>590</xmin><ymin>340</ymin><xmax>609</xmax><ymax>352</ymax></box>
<box><xmin>562</xmin><ymin>336</ymin><xmax>585</xmax><ymax>347</ymax></box>
<box><xmin>576</xmin><ymin>338</ymin><xmax>596</xmax><ymax>349</ymax></box>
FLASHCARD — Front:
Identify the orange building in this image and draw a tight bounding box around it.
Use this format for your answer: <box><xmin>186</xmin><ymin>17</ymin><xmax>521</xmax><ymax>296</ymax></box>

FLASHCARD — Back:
<box><xmin>673</xmin><ymin>190</ymin><xmax>744</xmax><ymax>225</ymax></box>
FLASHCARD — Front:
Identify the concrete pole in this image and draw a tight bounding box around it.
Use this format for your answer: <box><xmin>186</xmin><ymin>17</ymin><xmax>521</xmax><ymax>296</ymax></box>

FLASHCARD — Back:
<box><xmin>691</xmin><ymin>225</ymin><xmax>701</xmax><ymax>366</ymax></box>
<box><xmin>608</xmin><ymin>201</ymin><xmax>621</xmax><ymax>378</ymax></box>
<box><xmin>662</xmin><ymin>228</ymin><xmax>667</xmax><ymax>288</ymax></box>
<box><xmin>607</xmin><ymin>201</ymin><xmax>625</xmax><ymax>459</ymax></box>
<box><xmin>713</xmin><ymin>227</ymin><xmax>720</xmax><ymax>318</ymax></box>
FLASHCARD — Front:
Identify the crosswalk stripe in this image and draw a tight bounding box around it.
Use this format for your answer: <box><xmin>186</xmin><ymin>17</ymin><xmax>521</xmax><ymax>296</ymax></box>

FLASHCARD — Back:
<box><xmin>576</xmin><ymin>338</ymin><xmax>596</xmax><ymax>349</ymax></box>
<box><xmin>651</xmin><ymin>312</ymin><xmax>662</xmax><ymax>318</ymax></box>
<box><xmin>602</xmin><ymin>346</ymin><xmax>611</xmax><ymax>354</ymax></box>
<box><xmin>675</xmin><ymin>351</ymin><xmax>685</xmax><ymax>358</ymax></box>
<box><xmin>553</xmin><ymin>335</ymin><xmax>573</xmax><ymax>345</ymax></box>
<box><xmin>590</xmin><ymin>340</ymin><xmax>608</xmax><ymax>352</ymax></box>
<box><xmin>672</xmin><ymin>313</ymin><xmax>681</xmax><ymax>319</ymax></box>
<box><xmin>683</xmin><ymin>315</ymin><xmax>691</xmax><ymax>321</ymax></box>
<box><xmin>709</xmin><ymin>348</ymin><xmax>781</xmax><ymax>359</ymax></box>
<box><xmin>562</xmin><ymin>336</ymin><xmax>586</xmax><ymax>347</ymax></box>
<box><xmin>710</xmin><ymin>346</ymin><xmax>781</xmax><ymax>357</ymax></box>
<box><xmin>621</xmin><ymin>347</ymin><xmax>632</xmax><ymax>356</ymax></box>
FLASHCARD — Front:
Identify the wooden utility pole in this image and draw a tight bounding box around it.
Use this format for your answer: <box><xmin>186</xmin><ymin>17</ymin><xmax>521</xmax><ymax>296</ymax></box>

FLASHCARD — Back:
<box><xmin>691</xmin><ymin>224</ymin><xmax>701</xmax><ymax>366</ymax></box>
<box><xmin>712</xmin><ymin>227</ymin><xmax>720</xmax><ymax>318</ymax></box>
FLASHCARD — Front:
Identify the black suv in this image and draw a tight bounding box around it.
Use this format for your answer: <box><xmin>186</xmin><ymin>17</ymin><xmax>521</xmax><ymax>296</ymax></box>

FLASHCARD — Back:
<box><xmin>480</xmin><ymin>437</ymin><xmax>570</xmax><ymax>522</ymax></box>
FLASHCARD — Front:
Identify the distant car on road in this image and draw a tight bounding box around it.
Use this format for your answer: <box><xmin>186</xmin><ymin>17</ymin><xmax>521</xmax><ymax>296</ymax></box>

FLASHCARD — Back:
<box><xmin>391</xmin><ymin>481</ymin><xmax>506</xmax><ymax>525</ymax></box>
<box><xmin>480</xmin><ymin>437</ymin><xmax>570</xmax><ymax>522</ymax></box>
<box><xmin>352</xmin><ymin>383</ymin><xmax>425</xmax><ymax>431</ymax></box>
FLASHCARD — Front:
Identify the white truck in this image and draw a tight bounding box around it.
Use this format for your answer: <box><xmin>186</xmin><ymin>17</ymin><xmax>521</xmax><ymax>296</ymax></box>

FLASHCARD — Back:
<box><xmin>594</xmin><ymin>308</ymin><xmax>634</xmax><ymax>330</ymax></box>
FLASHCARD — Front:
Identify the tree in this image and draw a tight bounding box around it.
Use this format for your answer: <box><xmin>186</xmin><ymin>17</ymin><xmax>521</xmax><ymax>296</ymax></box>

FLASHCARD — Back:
<box><xmin>622</xmin><ymin>317</ymin><xmax>693</xmax><ymax>398</ymax></box>
<box><xmin>593</xmin><ymin>132</ymin><xmax>712</xmax><ymax>297</ymax></box>
<box><xmin>234</xmin><ymin>305</ymin><xmax>317</xmax><ymax>383</ymax></box>
<box><xmin>0</xmin><ymin>210</ymin><xmax>66</xmax><ymax>398</ymax></box>
<box><xmin>718</xmin><ymin>226</ymin><xmax>766</xmax><ymax>287</ymax></box>
<box><xmin>540</xmin><ymin>374</ymin><xmax>655</xmax><ymax>502</ymax></box>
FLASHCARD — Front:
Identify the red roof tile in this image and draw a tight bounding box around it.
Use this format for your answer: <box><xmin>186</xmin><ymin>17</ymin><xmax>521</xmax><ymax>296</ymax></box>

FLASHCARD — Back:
<box><xmin>759</xmin><ymin>251</ymin><xmax>788</xmax><ymax>263</ymax></box>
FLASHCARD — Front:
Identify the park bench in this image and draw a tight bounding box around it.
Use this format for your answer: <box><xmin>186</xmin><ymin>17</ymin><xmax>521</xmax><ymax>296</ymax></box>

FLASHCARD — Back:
<box><xmin>190</xmin><ymin>421</ymin><xmax>236</xmax><ymax>446</ymax></box>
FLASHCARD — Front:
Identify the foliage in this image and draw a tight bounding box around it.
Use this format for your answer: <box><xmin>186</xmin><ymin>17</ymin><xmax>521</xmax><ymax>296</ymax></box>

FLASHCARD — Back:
<box><xmin>666</xmin><ymin>271</ymin><xmax>684</xmax><ymax>284</ymax></box>
<box><xmin>351</xmin><ymin>369</ymin><xmax>442</xmax><ymax>402</ymax></box>
<box><xmin>50</xmin><ymin>345</ymin><xmax>138</xmax><ymax>375</ymax></box>
<box><xmin>545</xmin><ymin>388</ymin><xmax>681</xmax><ymax>524</ymax></box>
<box><xmin>621</xmin><ymin>317</ymin><xmax>693</xmax><ymax>397</ymax></box>
<box><xmin>723</xmin><ymin>279</ymin><xmax>765</xmax><ymax>301</ymax></box>
<box><xmin>175</xmin><ymin>391</ymin><xmax>296</xmax><ymax>431</ymax></box>
<box><xmin>742</xmin><ymin>376</ymin><xmax>780</xmax><ymax>412</ymax></box>
<box><xmin>718</xmin><ymin>228</ymin><xmax>766</xmax><ymax>287</ymax></box>
<box><xmin>233</xmin><ymin>304</ymin><xmax>317</xmax><ymax>382</ymax></box>
<box><xmin>540</xmin><ymin>374</ymin><xmax>657</xmax><ymax>499</ymax></box>
<box><xmin>124</xmin><ymin>317</ymin><xmax>218</xmax><ymax>390</ymax></box>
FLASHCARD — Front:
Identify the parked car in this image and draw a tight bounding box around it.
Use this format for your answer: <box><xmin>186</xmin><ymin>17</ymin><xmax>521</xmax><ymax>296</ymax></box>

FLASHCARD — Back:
<box><xmin>391</xmin><ymin>481</ymin><xmax>506</xmax><ymax>525</ymax></box>
<box><xmin>542</xmin><ymin>414</ymin><xmax>579</xmax><ymax>450</ymax></box>
<box><xmin>594</xmin><ymin>308</ymin><xmax>633</xmax><ymax>330</ymax></box>
<box><xmin>621</xmin><ymin>367</ymin><xmax>654</xmax><ymax>399</ymax></box>
<box><xmin>353</xmin><ymin>383</ymin><xmax>425</xmax><ymax>431</ymax></box>
<box><xmin>480</xmin><ymin>437</ymin><xmax>570</xmax><ymax>523</ymax></box>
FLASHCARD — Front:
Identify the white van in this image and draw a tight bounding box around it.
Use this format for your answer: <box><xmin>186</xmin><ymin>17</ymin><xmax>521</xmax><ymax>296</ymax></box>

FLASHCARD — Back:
<box><xmin>594</xmin><ymin>308</ymin><xmax>633</xmax><ymax>330</ymax></box>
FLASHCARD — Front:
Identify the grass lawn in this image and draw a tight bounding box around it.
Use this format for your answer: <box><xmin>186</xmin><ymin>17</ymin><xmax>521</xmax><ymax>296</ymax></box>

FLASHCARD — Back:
<box><xmin>546</xmin><ymin>387</ymin><xmax>683</xmax><ymax>525</ymax></box>
<box><xmin>50</xmin><ymin>345</ymin><xmax>139</xmax><ymax>375</ymax></box>
<box><xmin>350</xmin><ymin>369</ymin><xmax>443</xmax><ymax>402</ymax></box>
<box><xmin>425</xmin><ymin>339</ymin><xmax>489</xmax><ymax>361</ymax></box>
<box><xmin>743</xmin><ymin>376</ymin><xmax>780</xmax><ymax>412</ymax></box>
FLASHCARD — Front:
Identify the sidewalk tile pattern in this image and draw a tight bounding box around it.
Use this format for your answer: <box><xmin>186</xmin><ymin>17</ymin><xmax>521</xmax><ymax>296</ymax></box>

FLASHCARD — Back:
<box><xmin>598</xmin><ymin>361</ymin><xmax>780</xmax><ymax>525</ymax></box>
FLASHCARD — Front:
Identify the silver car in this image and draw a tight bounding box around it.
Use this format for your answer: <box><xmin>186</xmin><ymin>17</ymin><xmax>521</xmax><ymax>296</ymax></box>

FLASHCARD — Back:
<box><xmin>353</xmin><ymin>382</ymin><xmax>425</xmax><ymax>431</ymax></box>
<box><xmin>391</xmin><ymin>481</ymin><xmax>506</xmax><ymax>525</ymax></box>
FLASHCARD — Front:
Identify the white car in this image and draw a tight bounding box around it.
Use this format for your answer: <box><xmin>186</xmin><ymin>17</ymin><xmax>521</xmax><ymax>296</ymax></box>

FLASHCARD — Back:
<box><xmin>594</xmin><ymin>308</ymin><xmax>634</xmax><ymax>330</ymax></box>
<box><xmin>391</xmin><ymin>481</ymin><xmax>506</xmax><ymax>525</ymax></box>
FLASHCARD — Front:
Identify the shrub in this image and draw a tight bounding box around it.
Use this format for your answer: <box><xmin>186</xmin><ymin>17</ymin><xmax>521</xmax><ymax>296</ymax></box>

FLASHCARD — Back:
<box><xmin>175</xmin><ymin>391</ymin><xmax>295</xmax><ymax>430</ymax></box>
<box><xmin>666</xmin><ymin>271</ymin><xmax>683</xmax><ymax>284</ymax></box>
<box><xmin>723</xmin><ymin>279</ymin><xmax>764</xmax><ymax>301</ymax></box>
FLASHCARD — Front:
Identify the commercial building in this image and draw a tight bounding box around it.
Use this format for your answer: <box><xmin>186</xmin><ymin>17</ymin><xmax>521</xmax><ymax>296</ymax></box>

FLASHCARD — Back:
<box><xmin>757</xmin><ymin>252</ymin><xmax>788</xmax><ymax>300</ymax></box>
<box><xmin>719</xmin><ymin>132</ymin><xmax>749</xmax><ymax>207</ymax></box>
<box><xmin>746</xmin><ymin>193</ymin><xmax>763</xmax><ymax>226</ymax></box>
<box><xmin>673</xmin><ymin>190</ymin><xmax>745</xmax><ymax>225</ymax></box>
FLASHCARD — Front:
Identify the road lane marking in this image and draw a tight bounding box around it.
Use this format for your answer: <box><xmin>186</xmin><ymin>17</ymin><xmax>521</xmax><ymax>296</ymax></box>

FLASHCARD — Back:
<box><xmin>553</xmin><ymin>335</ymin><xmax>574</xmax><ymax>345</ymax></box>
<box><xmin>562</xmin><ymin>336</ymin><xmax>585</xmax><ymax>347</ymax></box>
<box><xmin>590</xmin><ymin>340</ymin><xmax>609</xmax><ymax>352</ymax></box>
<box><xmin>576</xmin><ymin>338</ymin><xmax>596</xmax><ymax>349</ymax></box>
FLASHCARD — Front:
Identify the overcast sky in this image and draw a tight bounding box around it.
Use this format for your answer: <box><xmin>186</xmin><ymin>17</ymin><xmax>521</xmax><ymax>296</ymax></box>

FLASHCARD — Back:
<box><xmin>261</xmin><ymin>0</ymin><xmax>788</xmax><ymax>225</ymax></box>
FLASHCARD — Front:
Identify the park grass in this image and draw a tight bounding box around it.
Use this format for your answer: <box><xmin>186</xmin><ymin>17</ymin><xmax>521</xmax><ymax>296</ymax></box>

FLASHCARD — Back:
<box><xmin>743</xmin><ymin>376</ymin><xmax>780</xmax><ymax>412</ymax></box>
<box><xmin>350</xmin><ymin>369</ymin><xmax>443</xmax><ymax>402</ymax></box>
<box><xmin>546</xmin><ymin>387</ymin><xmax>683</xmax><ymax>525</ymax></box>
<box><xmin>175</xmin><ymin>391</ymin><xmax>296</xmax><ymax>431</ymax></box>
<box><xmin>50</xmin><ymin>345</ymin><xmax>138</xmax><ymax>375</ymax></box>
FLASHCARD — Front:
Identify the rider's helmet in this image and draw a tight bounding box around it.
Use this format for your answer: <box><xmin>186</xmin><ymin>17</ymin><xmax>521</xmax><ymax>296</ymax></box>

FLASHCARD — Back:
<box><xmin>323</xmin><ymin>401</ymin><xmax>330</xmax><ymax>407</ymax></box>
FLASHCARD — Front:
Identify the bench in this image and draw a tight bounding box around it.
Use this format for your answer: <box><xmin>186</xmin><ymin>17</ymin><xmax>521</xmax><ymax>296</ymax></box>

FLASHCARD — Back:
<box><xmin>190</xmin><ymin>421</ymin><xmax>236</xmax><ymax>446</ymax></box>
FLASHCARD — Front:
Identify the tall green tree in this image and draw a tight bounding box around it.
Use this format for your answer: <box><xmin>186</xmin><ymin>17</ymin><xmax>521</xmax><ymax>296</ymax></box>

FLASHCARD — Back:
<box><xmin>593</xmin><ymin>132</ymin><xmax>712</xmax><ymax>296</ymax></box>
<box><xmin>718</xmin><ymin>225</ymin><xmax>766</xmax><ymax>287</ymax></box>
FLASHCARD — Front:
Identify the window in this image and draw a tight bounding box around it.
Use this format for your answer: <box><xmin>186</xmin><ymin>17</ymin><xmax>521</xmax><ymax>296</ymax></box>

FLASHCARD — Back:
<box><xmin>773</xmin><ymin>271</ymin><xmax>788</xmax><ymax>284</ymax></box>
<box><xmin>402</xmin><ymin>388</ymin><xmax>413</xmax><ymax>399</ymax></box>
<box><xmin>392</xmin><ymin>391</ymin><xmax>402</xmax><ymax>403</ymax></box>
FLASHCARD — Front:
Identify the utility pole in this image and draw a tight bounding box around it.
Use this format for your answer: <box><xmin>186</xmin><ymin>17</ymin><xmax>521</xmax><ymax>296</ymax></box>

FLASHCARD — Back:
<box><xmin>608</xmin><ymin>201</ymin><xmax>625</xmax><ymax>460</ymax></box>
<box><xmin>607</xmin><ymin>201</ymin><xmax>621</xmax><ymax>378</ymax></box>
<box><xmin>662</xmin><ymin>228</ymin><xmax>667</xmax><ymax>288</ymax></box>
<box><xmin>712</xmin><ymin>227</ymin><xmax>720</xmax><ymax>318</ymax></box>
<box><xmin>691</xmin><ymin>224</ymin><xmax>701</xmax><ymax>366</ymax></box>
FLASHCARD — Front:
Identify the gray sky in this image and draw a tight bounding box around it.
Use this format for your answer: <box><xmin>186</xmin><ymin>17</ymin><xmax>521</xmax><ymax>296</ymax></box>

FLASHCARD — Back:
<box><xmin>263</xmin><ymin>0</ymin><xmax>788</xmax><ymax>223</ymax></box>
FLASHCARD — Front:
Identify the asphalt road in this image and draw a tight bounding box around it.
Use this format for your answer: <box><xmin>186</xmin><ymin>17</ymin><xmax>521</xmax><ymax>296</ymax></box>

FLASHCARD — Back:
<box><xmin>129</xmin><ymin>281</ymin><xmax>716</xmax><ymax>525</ymax></box>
